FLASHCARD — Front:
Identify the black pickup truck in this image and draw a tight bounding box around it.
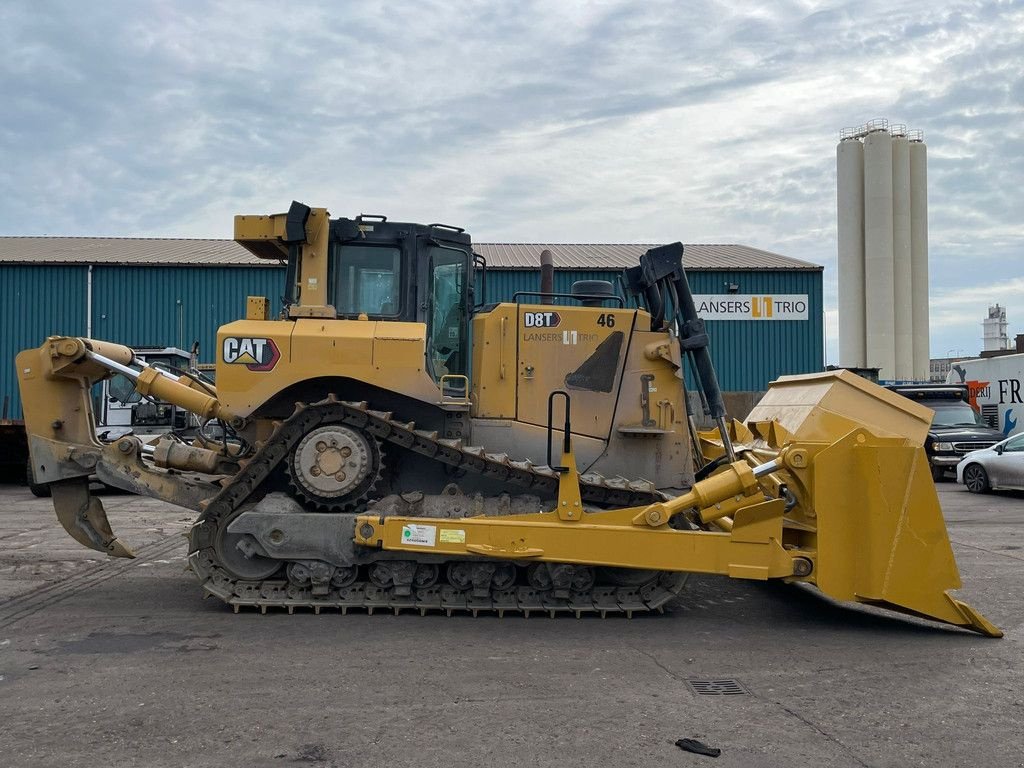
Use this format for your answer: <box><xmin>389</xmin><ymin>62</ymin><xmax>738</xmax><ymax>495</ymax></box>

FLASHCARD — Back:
<box><xmin>886</xmin><ymin>384</ymin><xmax>1005</xmax><ymax>481</ymax></box>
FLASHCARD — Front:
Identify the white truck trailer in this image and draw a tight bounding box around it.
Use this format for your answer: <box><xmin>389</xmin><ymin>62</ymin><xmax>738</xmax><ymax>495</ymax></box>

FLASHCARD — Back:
<box><xmin>947</xmin><ymin>352</ymin><xmax>1024</xmax><ymax>437</ymax></box>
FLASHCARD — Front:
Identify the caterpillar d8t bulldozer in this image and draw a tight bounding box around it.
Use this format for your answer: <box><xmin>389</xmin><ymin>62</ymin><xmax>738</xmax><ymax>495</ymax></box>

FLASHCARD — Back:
<box><xmin>16</xmin><ymin>202</ymin><xmax>1001</xmax><ymax>636</ymax></box>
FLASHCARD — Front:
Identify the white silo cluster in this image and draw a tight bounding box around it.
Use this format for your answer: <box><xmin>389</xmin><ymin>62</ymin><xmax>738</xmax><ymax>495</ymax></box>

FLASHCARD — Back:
<box><xmin>836</xmin><ymin>119</ymin><xmax>929</xmax><ymax>381</ymax></box>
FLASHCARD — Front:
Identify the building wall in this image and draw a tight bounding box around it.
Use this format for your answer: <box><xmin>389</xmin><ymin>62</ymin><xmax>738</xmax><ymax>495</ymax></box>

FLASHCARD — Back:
<box><xmin>1</xmin><ymin>263</ymin><xmax>822</xmax><ymax>418</ymax></box>
<box><xmin>1</xmin><ymin>265</ymin><xmax>89</xmax><ymax>419</ymax></box>
<box><xmin>90</xmin><ymin>265</ymin><xmax>284</xmax><ymax>354</ymax></box>
<box><xmin>929</xmin><ymin>356</ymin><xmax>961</xmax><ymax>383</ymax></box>
<box><xmin>2</xmin><ymin>264</ymin><xmax>284</xmax><ymax>419</ymax></box>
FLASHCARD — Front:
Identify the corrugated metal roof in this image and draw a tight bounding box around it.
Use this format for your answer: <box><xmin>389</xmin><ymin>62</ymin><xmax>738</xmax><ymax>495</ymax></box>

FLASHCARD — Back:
<box><xmin>476</xmin><ymin>243</ymin><xmax>820</xmax><ymax>271</ymax></box>
<box><xmin>0</xmin><ymin>237</ymin><xmax>261</xmax><ymax>266</ymax></box>
<box><xmin>0</xmin><ymin>237</ymin><xmax>821</xmax><ymax>271</ymax></box>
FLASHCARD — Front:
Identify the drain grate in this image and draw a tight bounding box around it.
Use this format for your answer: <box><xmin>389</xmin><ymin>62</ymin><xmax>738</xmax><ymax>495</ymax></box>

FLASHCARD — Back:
<box><xmin>686</xmin><ymin>678</ymin><xmax>748</xmax><ymax>696</ymax></box>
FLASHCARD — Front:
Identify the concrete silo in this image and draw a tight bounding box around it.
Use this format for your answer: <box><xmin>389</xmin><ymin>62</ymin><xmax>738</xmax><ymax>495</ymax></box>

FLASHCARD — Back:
<box><xmin>863</xmin><ymin>127</ymin><xmax>896</xmax><ymax>378</ymax></box>
<box><xmin>836</xmin><ymin>120</ymin><xmax>929</xmax><ymax>382</ymax></box>
<box><xmin>836</xmin><ymin>137</ymin><xmax>866</xmax><ymax>367</ymax></box>
<box><xmin>909</xmin><ymin>136</ymin><xmax>929</xmax><ymax>380</ymax></box>
<box><xmin>891</xmin><ymin>129</ymin><xmax>913</xmax><ymax>380</ymax></box>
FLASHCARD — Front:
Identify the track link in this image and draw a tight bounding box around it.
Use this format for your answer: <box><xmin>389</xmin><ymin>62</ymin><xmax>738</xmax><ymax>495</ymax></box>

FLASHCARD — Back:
<box><xmin>187</xmin><ymin>397</ymin><xmax>687</xmax><ymax>616</ymax></box>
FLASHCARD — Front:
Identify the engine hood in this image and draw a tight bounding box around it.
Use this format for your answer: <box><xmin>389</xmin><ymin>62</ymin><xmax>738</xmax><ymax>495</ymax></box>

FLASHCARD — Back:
<box><xmin>928</xmin><ymin>425</ymin><xmax>1004</xmax><ymax>442</ymax></box>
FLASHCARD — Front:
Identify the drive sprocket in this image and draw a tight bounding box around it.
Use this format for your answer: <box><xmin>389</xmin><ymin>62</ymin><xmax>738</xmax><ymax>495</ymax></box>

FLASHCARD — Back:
<box><xmin>285</xmin><ymin>424</ymin><xmax>384</xmax><ymax>511</ymax></box>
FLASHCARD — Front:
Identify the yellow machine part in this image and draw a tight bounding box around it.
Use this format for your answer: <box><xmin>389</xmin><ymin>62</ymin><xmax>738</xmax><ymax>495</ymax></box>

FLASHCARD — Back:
<box><xmin>212</xmin><ymin>318</ymin><xmax>445</xmax><ymax>419</ymax></box>
<box><xmin>746</xmin><ymin>368</ymin><xmax>933</xmax><ymax>443</ymax></box>
<box><xmin>356</xmin><ymin>370</ymin><xmax>1002</xmax><ymax>637</ymax></box>
<box><xmin>234</xmin><ymin>206</ymin><xmax>334</xmax><ymax>317</ymax></box>
<box><xmin>16</xmin><ymin>336</ymin><xmax>236</xmax><ymax>557</ymax></box>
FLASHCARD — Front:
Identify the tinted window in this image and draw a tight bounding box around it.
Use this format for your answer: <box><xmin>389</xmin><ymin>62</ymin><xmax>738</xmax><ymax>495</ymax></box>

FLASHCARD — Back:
<box><xmin>108</xmin><ymin>374</ymin><xmax>141</xmax><ymax>404</ymax></box>
<box><xmin>429</xmin><ymin>247</ymin><xmax>468</xmax><ymax>380</ymax></box>
<box><xmin>333</xmin><ymin>245</ymin><xmax>401</xmax><ymax>315</ymax></box>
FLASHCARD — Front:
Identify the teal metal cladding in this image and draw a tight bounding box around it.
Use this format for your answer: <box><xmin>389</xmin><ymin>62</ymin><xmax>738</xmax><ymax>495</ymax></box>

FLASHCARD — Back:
<box><xmin>481</xmin><ymin>268</ymin><xmax>823</xmax><ymax>392</ymax></box>
<box><xmin>1</xmin><ymin>265</ymin><xmax>88</xmax><ymax>419</ymax></box>
<box><xmin>2</xmin><ymin>262</ymin><xmax>819</xmax><ymax>418</ymax></box>
<box><xmin>686</xmin><ymin>269</ymin><xmax>823</xmax><ymax>392</ymax></box>
<box><xmin>90</xmin><ymin>265</ymin><xmax>284</xmax><ymax>357</ymax></box>
<box><xmin>1</xmin><ymin>264</ymin><xmax>284</xmax><ymax>419</ymax></box>
<box><xmin>480</xmin><ymin>269</ymin><xmax>627</xmax><ymax>304</ymax></box>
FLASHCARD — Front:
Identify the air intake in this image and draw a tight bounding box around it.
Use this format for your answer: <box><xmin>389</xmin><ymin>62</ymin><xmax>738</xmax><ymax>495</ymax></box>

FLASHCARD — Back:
<box><xmin>571</xmin><ymin>280</ymin><xmax>615</xmax><ymax>307</ymax></box>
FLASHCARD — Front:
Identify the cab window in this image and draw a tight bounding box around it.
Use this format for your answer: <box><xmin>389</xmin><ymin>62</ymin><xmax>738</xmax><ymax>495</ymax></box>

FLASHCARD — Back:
<box><xmin>107</xmin><ymin>373</ymin><xmax>141</xmax><ymax>404</ymax></box>
<box><xmin>332</xmin><ymin>245</ymin><xmax>401</xmax><ymax>316</ymax></box>
<box><xmin>428</xmin><ymin>247</ymin><xmax>468</xmax><ymax>381</ymax></box>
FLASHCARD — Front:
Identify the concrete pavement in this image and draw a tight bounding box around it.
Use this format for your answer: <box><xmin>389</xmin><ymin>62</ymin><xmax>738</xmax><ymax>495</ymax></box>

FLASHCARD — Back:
<box><xmin>0</xmin><ymin>482</ymin><xmax>1021</xmax><ymax>768</ymax></box>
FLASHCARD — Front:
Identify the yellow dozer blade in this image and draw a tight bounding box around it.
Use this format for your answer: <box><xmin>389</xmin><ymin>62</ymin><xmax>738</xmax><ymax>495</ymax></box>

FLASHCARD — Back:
<box><xmin>707</xmin><ymin>369</ymin><xmax>1001</xmax><ymax>636</ymax></box>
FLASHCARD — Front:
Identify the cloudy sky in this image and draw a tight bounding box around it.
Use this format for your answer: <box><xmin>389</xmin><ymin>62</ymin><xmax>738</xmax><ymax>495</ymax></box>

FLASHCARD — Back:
<box><xmin>1</xmin><ymin>0</ymin><xmax>1021</xmax><ymax>362</ymax></box>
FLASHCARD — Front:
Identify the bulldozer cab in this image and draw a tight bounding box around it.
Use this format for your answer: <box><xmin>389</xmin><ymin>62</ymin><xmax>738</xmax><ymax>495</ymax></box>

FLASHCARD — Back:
<box><xmin>329</xmin><ymin>216</ymin><xmax>473</xmax><ymax>386</ymax></box>
<box><xmin>236</xmin><ymin>202</ymin><xmax>476</xmax><ymax>390</ymax></box>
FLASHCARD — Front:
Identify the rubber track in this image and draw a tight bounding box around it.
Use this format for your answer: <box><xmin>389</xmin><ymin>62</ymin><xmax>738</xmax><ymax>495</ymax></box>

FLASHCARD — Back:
<box><xmin>187</xmin><ymin>397</ymin><xmax>687</xmax><ymax>616</ymax></box>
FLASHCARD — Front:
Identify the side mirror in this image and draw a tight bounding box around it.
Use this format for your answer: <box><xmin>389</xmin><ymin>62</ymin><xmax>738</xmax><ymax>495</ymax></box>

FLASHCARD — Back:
<box><xmin>995</xmin><ymin>444</ymin><xmax>1005</xmax><ymax>455</ymax></box>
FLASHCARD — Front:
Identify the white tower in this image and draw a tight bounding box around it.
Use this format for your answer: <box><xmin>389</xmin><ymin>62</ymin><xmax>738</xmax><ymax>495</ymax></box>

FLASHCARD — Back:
<box><xmin>836</xmin><ymin>138</ymin><xmax>865</xmax><ymax>367</ymax></box>
<box><xmin>863</xmin><ymin>127</ymin><xmax>896</xmax><ymax>378</ymax></box>
<box><xmin>891</xmin><ymin>127</ymin><xmax>913</xmax><ymax>380</ymax></box>
<box><xmin>909</xmin><ymin>136</ymin><xmax>929</xmax><ymax>378</ymax></box>
<box><xmin>983</xmin><ymin>305</ymin><xmax>1009</xmax><ymax>351</ymax></box>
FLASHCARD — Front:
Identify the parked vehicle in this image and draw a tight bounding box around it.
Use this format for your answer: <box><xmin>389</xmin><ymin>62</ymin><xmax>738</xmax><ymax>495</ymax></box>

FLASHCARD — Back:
<box><xmin>10</xmin><ymin>202</ymin><xmax>1003</xmax><ymax>636</ymax></box>
<box><xmin>886</xmin><ymin>384</ymin><xmax>1005</xmax><ymax>481</ymax></box>
<box><xmin>947</xmin><ymin>353</ymin><xmax>1023</xmax><ymax>437</ymax></box>
<box><xmin>956</xmin><ymin>432</ymin><xmax>1024</xmax><ymax>493</ymax></box>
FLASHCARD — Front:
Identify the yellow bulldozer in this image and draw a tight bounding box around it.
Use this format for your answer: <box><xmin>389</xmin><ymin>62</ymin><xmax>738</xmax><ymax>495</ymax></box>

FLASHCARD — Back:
<box><xmin>16</xmin><ymin>202</ymin><xmax>1000</xmax><ymax>636</ymax></box>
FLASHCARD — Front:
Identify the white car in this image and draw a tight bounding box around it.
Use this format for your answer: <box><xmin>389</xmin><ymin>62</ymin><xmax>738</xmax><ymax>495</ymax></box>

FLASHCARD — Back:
<box><xmin>956</xmin><ymin>432</ymin><xmax>1024</xmax><ymax>493</ymax></box>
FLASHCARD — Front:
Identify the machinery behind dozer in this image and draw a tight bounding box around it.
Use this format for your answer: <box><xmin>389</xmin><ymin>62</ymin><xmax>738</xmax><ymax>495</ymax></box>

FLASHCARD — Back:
<box><xmin>16</xmin><ymin>202</ymin><xmax>1001</xmax><ymax>636</ymax></box>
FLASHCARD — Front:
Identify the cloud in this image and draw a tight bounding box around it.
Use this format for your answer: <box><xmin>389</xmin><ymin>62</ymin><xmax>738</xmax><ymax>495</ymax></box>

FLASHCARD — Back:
<box><xmin>930</xmin><ymin>277</ymin><xmax>1024</xmax><ymax>323</ymax></box>
<box><xmin>0</xmin><ymin>0</ymin><xmax>1021</xmax><ymax>361</ymax></box>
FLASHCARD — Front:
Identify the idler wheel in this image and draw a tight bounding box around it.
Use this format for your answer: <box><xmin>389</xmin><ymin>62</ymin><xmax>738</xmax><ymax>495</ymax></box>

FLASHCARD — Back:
<box><xmin>214</xmin><ymin>507</ymin><xmax>282</xmax><ymax>581</ymax></box>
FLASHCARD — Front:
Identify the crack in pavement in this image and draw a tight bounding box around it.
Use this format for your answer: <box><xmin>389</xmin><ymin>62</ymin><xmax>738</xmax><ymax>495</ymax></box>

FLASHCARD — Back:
<box><xmin>633</xmin><ymin>647</ymin><xmax>876</xmax><ymax>767</ymax></box>
<box><xmin>633</xmin><ymin>646</ymin><xmax>690</xmax><ymax>684</ymax></box>
<box><xmin>951</xmin><ymin>540</ymin><xmax>1024</xmax><ymax>562</ymax></box>
<box><xmin>774</xmin><ymin>702</ymin><xmax>873</xmax><ymax>768</ymax></box>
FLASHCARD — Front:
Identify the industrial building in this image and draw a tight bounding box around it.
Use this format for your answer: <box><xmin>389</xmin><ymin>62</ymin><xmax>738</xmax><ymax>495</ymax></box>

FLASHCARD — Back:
<box><xmin>0</xmin><ymin>237</ymin><xmax>823</xmax><ymax>419</ymax></box>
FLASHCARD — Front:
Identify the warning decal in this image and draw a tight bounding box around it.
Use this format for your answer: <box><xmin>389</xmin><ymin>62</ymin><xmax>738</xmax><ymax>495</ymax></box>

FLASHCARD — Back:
<box><xmin>401</xmin><ymin>524</ymin><xmax>437</xmax><ymax>547</ymax></box>
<box><xmin>439</xmin><ymin>529</ymin><xmax>466</xmax><ymax>544</ymax></box>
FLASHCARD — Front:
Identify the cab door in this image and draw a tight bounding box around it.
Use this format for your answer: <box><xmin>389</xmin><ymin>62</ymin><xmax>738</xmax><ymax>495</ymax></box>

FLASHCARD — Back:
<box><xmin>989</xmin><ymin>433</ymin><xmax>1024</xmax><ymax>487</ymax></box>
<box><xmin>425</xmin><ymin>245</ymin><xmax>470</xmax><ymax>396</ymax></box>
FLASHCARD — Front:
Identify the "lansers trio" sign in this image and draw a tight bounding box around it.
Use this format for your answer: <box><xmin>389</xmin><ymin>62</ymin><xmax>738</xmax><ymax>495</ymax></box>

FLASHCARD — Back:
<box><xmin>693</xmin><ymin>295</ymin><xmax>809</xmax><ymax>321</ymax></box>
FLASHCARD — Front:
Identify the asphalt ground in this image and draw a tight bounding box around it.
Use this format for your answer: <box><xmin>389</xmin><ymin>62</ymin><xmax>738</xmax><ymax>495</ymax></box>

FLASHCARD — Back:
<box><xmin>0</xmin><ymin>482</ymin><xmax>1021</xmax><ymax>768</ymax></box>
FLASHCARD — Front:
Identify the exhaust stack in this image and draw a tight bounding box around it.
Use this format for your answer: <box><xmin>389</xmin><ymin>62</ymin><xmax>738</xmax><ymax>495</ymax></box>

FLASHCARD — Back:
<box><xmin>539</xmin><ymin>249</ymin><xmax>554</xmax><ymax>303</ymax></box>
